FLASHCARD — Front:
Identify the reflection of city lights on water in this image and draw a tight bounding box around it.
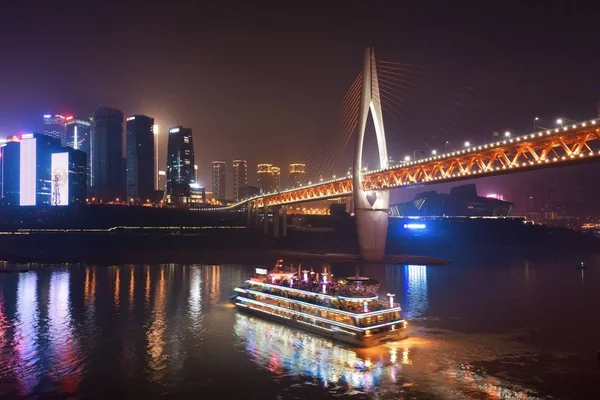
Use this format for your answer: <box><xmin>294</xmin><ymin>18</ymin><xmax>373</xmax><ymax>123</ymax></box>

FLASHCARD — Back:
<box><xmin>233</xmin><ymin>314</ymin><xmax>402</xmax><ymax>389</ymax></box>
<box><xmin>16</xmin><ymin>272</ymin><xmax>39</xmax><ymax>394</ymax></box>
<box><xmin>404</xmin><ymin>265</ymin><xmax>428</xmax><ymax>319</ymax></box>
<box><xmin>188</xmin><ymin>267</ymin><xmax>202</xmax><ymax>332</ymax></box>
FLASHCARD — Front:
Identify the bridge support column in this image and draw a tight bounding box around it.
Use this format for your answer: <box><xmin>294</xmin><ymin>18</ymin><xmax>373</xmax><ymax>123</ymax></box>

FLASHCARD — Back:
<box><xmin>273</xmin><ymin>206</ymin><xmax>280</xmax><ymax>238</ymax></box>
<box><xmin>254</xmin><ymin>202</ymin><xmax>259</xmax><ymax>226</ymax></box>
<box><xmin>282</xmin><ymin>205</ymin><xmax>287</xmax><ymax>237</ymax></box>
<box><xmin>246</xmin><ymin>203</ymin><xmax>252</xmax><ymax>226</ymax></box>
<box><xmin>353</xmin><ymin>47</ymin><xmax>389</xmax><ymax>262</ymax></box>
<box><xmin>263</xmin><ymin>204</ymin><xmax>269</xmax><ymax>234</ymax></box>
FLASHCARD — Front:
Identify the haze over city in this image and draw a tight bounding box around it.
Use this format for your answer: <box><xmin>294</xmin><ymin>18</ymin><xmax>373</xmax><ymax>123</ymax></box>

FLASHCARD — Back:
<box><xmin>2</xmin><ymin>1</ymin><xmax>600</xmax><ymax>204</ymax></box>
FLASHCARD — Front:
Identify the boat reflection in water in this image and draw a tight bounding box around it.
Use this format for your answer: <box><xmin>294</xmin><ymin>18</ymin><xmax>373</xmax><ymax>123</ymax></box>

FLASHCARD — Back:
<box><xmin>233</xmin><ymin>313</ymin><xmax>411</xmax><ymax>390</ymax></box>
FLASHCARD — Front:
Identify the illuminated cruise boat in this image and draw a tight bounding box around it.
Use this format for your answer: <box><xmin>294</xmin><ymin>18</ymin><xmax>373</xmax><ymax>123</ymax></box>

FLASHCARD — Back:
<box><xmin>233</xmin><ymin>262</ymin><xmax>407</xmax><ymax>347</ymax></box>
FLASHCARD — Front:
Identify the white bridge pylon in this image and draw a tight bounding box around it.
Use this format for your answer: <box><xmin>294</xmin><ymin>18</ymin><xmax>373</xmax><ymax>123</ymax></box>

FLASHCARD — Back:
<box><xmin>353</xmin><ymin>47</ymin><xmax>390</xmax><ymax>262</ymax></box>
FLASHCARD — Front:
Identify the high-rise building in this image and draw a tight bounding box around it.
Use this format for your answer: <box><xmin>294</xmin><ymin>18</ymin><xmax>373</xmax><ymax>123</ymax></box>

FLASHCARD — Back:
<box><xmin>126</xmin><ymin>115</ymin><xmax>155</xmax><ymax>202</ymax></box>
<box><xmin>257</xmin><ymin>164</ymin><xmax>273</xmax><ymax>193</ymax></box>
<box><xmin>272</xmin><ymin>166</ymin><xmax>281</xmax><ymax>192</ymax></box>
<box><xmin>232</xmin><ymin>160</ymin><xmax>247</xmax><ymax>202</ymax></box>
<box><xmin>91</xmin><ymin>107</ymin><xmax>124</xmax><ymax>201</ymax></box>
<box><xmin>65</xmin><ymin>116</ymin><xmax>91</xmax><ymax>151</ymax></box>
<box><xmin>154</xmin><ymin>124</ymin><xmax>159</xmax><ymax>190</ymax></box>
<box><xmin>65</xmin><ymin>116</ymin><xmax>91</xmax><ymax>185</ymax></box>
<box><xmin>0</xmin><ymin>138</ymin><xmax>21</xmax><ymax>206</ymax></box>
<box><xmin>19</xmin><ymin>133</ymin><xmax>62</xmax><ymax>206</ymax></box>
<box><xmin>212</xmin><ymin>161</ymin><xmax>226</xmax><ymax>201</ymax></box>
<box><xmin>51</xmin><ymin>148</ymin><xmax>87</xmax><ymax>206</ymax></box>
<box><xmin>166</xmin><ymin>126</ymin><xmax>195</xmax><ymax>203</ymax></box>
<box><xmin>289</xmin><ymin>163</ymin><xmax>306</xmax><ymax>188</ymax></box>
<box><xmin>43</xmin><ymin>114</ymin><xmax>67</xmax><ymax>145</ymax></box>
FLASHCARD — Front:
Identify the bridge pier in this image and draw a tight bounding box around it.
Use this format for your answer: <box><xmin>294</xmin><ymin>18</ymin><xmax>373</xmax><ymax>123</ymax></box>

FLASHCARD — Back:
<box><xmin>353</xmin><ymin>47</ymin><xmax>389</xmax><ymax>262</ymax></box>
<box><xmin>263</xmin><ymin>204</ymin><xmax>269</xmax><ymax>234</ymax></box>
<box><xmin>282</xmin><ymin>205</ymin><xmax>287</xmax><ymax>237</ymax></box>
<box><xmin>246</xmin><ymin>202</ymin><xmax>252</xmax><ymax>226</ymax></box>
<box><xmin>273</xmin><ymin>205</ymin><xmax>280</xmax><ymax>238</ymax></box>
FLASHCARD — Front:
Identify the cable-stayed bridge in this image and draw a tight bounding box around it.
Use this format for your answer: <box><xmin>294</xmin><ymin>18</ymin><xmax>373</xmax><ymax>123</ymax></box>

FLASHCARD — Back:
<box><xmin>201</xmin><ymin>48</ymin><xmax>600</xmax><ymax>261</ymax></box>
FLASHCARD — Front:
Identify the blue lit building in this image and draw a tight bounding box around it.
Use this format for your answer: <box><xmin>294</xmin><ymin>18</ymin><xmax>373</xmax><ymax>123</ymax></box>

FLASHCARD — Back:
<box><xmin>20</xmin><ymin>133</ymin><xmax>62</xmax><ymax>206</ymax></box>
<box><xmin>66</xmin><ymin>116</ymin><xmax>91</xmax><ymax>185</ymax></box>
<box><xmin>43</xmin><ymin>114</ymin><xmax>67</xmax><ymax>146</ymax></box>
<box><xmin>166</xmin><ymin>126</ymin><xmax>195</xmax><ymax>204</ymax></box>
<box><xmin>0</xmin><ymin>138</ymin><xmax>21</xmax><ymax>206</ymax></box>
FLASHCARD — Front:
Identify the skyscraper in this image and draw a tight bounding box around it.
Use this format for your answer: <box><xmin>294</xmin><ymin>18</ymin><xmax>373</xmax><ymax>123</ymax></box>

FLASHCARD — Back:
<box><xmin>51</xmin><ymin>147</ymin><xmax>87</xmax><ymax>206</ymax></box>
<box><xmin>91</xmin><ymin>107</ymin><xmax>124</xmax><ymax>201</ymax></box>
<box><xmin>289</xmin><ymin>163</ymin><xmax>306</xmax><ymax>187</ymax></box>
<box><xmin>257</xmin><ymin>164</ymin><xmax>274</xmax><ymax>193</ymax></box>
<box><xmin>65</xmin><ymin>116</ymin><xmax>91</xmax><ymax>185</ymax></box>
<box><xmin>19</xmin><ymin>133</ymin><xmax>62</xmax><ymax>206</ymax></box>
<box><xmin>232</xmin><ymin>160</ymin><xmax>247</xmax><ymax>202</ymax></box>
<box><xmin>212</xmin><ymin>161</ymin><xmax>226</xmax><ymax>201</ymax></box>
<box><xmin>271</xmin><ymin>166</ymin><xmax>281</xmax><ymax>192</ymax></box>
<box><xmin>166</xmin><ymin>126</ymin><xmax>195</xmax><ymax>203</ymax></box>
<box><xmin>126</xmin><ymin>115</ymin><xmax>155</xmax><ymax>202</ymax></box>
<box><xmin>0</xmin><ymin>138</ymin><xmax>20</xmax><ymax>206</ymax></box>
<box><xmin>43</xmin><ymin>114</ymin><xmax>67</xmax><ymax>145</ymax></box>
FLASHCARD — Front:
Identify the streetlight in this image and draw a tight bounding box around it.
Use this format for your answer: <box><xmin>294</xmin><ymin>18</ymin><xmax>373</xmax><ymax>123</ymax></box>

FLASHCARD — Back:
<box><xmin>413</xmin><ymin>149</ymin><xmax>418</xmax><ymax>160</ymax></box>
<box><xmin>505</xmin><ymin>131</ymin><xmax>511</xmax><ymax>138</ymax></box>
<box><xmin>403</xmin><ymin>155</ymin><xmax>411</xmax><ymax>163</ymax></box>
<box><xmin>431</xmin><ymin>149</ymin><xmax>437</xmax><ymax>155</ymax></box>
<box><xmin>464</xmin><ymin>141</ymin><xmax>470</xmax><ymax>148</ymax></box>
<box><xmin>533</xmin><ymin>117</ymin><xmax>539</xmax><ymax>132</ymax></box>
<box><xmin>444</xmin><ymin>141</ymin><xmax>449</xmax><ymax>153</ymax></box>
<box><xmin>556</xmin><ymin>118</ymin><xmax>563</xmax><ymax>127</ymax></box>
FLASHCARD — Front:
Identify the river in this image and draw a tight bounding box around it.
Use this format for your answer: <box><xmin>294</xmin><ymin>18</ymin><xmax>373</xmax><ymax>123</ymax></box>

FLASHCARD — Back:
<box><xmin>0</xmin><ymin>259</ymin><xmax>598</xmax><ymax>399</ymax></box>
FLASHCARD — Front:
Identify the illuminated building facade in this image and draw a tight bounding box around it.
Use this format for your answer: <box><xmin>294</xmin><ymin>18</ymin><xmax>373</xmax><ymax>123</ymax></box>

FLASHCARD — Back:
<box><xmin>289</xmin><ymin>163</ymin><xmax>306</xmax><ymax>187</ymax></box>
<box><xmin>257</xmin><ymin>164</ymin><xmax>277</xmax><ymax>193</ymax></box>
<box><xmin>166</xmin><ymin>126</ymin><xmax>194</xmax><ymax>203</ymax></box>
<box><xmin>66</xmin><ymin>116</ymin><xmax>91</xmax><ymax>185</ymax></box>
<box><xmin>43</xmin><ymin>114</ymin><xmax>67</xmax><ymax>145</ymax></box>
<box><xmin>91</xmin><ymin>107</ymin><xmax>124</xmax><ymax>201</ymax></box>
<box><xmin>232</xmin><ymin>160</ymin><xmax>247</xmax><ymax>202</ymax></box>
<box><xmin>126</xmin><ymin>115</ymin><xmax>155</xmax><ymax>202</ymax></box>
<box><xmin>272</xmin><ymin>166</ymin><xmax>281</xmax><ymax>191</ymax></box>
<box><xmin>190</xmin><ymin>183</ymin><xmax>206</xmax><ymax>204</ymax></box>
<box><xmin>0</xmin><ymin>139</ymin><xmax>21</xmax><ymax>205</ymax></box>
<box><xmin>19</xmin><ymin>133</ymin><xmax>62</xmax><ymax>206</ymax></box>
<box><xmin>212</xmin><ymin>161</ymin><xmax>226</xmax><ymax>201</ymax></box>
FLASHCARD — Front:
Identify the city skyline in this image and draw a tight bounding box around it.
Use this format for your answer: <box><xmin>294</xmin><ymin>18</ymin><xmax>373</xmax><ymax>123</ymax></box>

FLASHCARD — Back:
<box><xmin>3</xmin><ymin>3</ymin><xmax>600</xmax><ymax>197</ymax></box>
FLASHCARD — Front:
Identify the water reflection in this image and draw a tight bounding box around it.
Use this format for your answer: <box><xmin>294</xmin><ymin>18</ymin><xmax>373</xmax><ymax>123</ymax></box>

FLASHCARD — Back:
<box><xmin>205</xmin><ymin>265</ymin><xmax>221</xmax><ymax>305</ymax></box>
<box><xmin>129</xmin><ymin>266</ymin><xmax>135</xmax><ymax>311</ymax></box>
<box><xmin>188</xmin><ymin>266</ymin><xmax>202</xmax><ymax>333</ymax></box>
<box><xmin>48</xmin><ymin>271</ymin><xmax>81</xmax><ymax>393</ymax></box>
<box><xmin>15</xmin><ymin>272</ymin><xmax>39</xmax><ymax>395</ymax></box>
<box><xmin>403</xmin><ymin>265</ymin><xmax>428</xmax><ymax>319</ymax></box>
<box><xmin>0</xmin><ymin>262</ymin><xmax>595</xmax><ymax>399</ymax></box>
<box><xmin>233</xmin><ymin>313</ymin><xmax>404</xmax><ymax>391</ymax></box>
<box><xmin>114</xmin><ymin>266</ymin><xmax>121</xmax><ymax>311</ymax></box>
<box><xmin>147</xmin><ymin>266</ymin><xmax>167</xmax><ymax>382</ymax></box>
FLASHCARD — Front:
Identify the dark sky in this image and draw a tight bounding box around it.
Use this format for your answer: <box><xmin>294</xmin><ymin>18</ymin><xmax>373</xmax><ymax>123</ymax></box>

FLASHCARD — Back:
<box><xmin>1</xmin><ymin>1</ymin><xmax>600</xmax><ymax>202</ymax></box>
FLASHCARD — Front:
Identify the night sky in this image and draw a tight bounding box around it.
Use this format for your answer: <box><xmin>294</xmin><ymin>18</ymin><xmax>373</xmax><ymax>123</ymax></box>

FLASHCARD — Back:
<box><xmin>2</xmin><ymin>1</ymin><xmax>600</xmax><ymax>204</ymax></box>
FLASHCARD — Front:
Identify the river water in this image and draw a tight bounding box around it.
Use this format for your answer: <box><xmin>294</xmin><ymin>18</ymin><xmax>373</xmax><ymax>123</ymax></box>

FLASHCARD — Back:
<box><xmin>0</xmin><ymin>260</ymin><xmax>598</xmax><ymax>399</ymax></box>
